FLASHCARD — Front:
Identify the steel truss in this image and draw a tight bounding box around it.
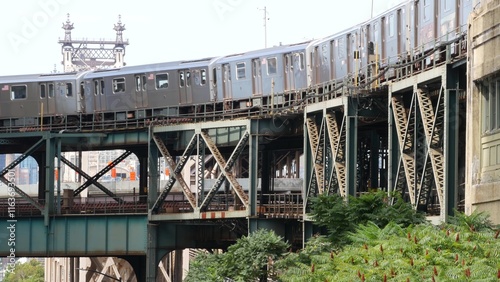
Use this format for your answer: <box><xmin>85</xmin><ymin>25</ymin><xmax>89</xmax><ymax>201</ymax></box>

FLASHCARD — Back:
<box><xmin>391</xmin><ymin>87</ymin><xmax>446</xmax><ymax>213</ymax></box>
<box><xmin>0</xmin><ymin>138</ymin><xmax>45</xmax><ymax>211</ymax></box>
<box><xmin>150</xmin><ymin>127</ymin><xmax>250</xmax><ymax>214</ymax></box>
<box><xmin>305</xmin><ymin>111</ymin><xmax>347</xmax><ymax>204</ymax></box>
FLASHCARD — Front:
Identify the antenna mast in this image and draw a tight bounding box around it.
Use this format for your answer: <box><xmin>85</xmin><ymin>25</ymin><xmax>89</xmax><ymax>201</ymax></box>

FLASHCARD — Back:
<box><xmin>258</xmin><ymin>6</ymin><xmax>269</xmax><ymax>48</ymax></box>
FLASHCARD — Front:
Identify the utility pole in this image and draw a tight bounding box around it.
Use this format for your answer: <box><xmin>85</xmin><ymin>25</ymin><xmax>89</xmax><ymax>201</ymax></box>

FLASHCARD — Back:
<box><xmin>371</xmin><ymin>0</ymin><xmax>374</xmax><ymax>18</ymax></box>
<box><xmin>258</xmin><ymin>6</ymin><xmax>269</xmax><ymax>48</ymax></box>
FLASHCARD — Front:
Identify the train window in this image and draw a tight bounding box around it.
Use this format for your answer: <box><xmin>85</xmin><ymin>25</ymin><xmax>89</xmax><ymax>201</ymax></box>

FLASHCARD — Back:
<box><xmin>444</xmin><ymin>0</ymin><xmax>453</xmax><ymax>11</ymax></box>
<box><xmin>186</xmin><ymin>71</ymin><xmax>191</xmax><ymax>87</ymax></box>
<box><xmin>94</xmin><ymin>81</ymin><xmax>99</xmax><ymax>95</ymax></box>
<box><xmin>338</xmin><ymin>37</ymin><xmax>346</xmax><ymax>60</ymax></box>
<box><xmin>66</xmin><ymin>83</ymin><xmax>73</xmax><ymax>97</ymax></box>
<box><xmin>284</xmin><ymin>56</ymin><xmax>289</xmax><ymax>73</ymax></box>
<box><xmin>423</xmin><ymin>0</ymin><xmax>431</xmax><ymax>21</ymax></box>
<box><xmin>180</xmin><ymin>71</ymin><xmax>185</xmax><ymax>87</ymax></box>
<box><xmin>322</xmin><ymin>45</ymin><xmax>328</xmax><ymax>65</ymax></box>
<box><xmin>267</xmin><ymin>57</ymin><xmax>277</xmax><ymax>75</ymax></box>
<box><xmin>11</xmin><ymin>85</ymin><xmax>27</xmax><ymax>100</ymax></box>
<box><xmin>135</xmin><ymin>76</ymin><xmax>141</xmax><ymax>91</ymax></box>
<box><xmin>100</xmin><ymin>80</ymin><xmax>105</xmax><ymax>95</ymax></box>
<box><xmin>142</xmin><ymin>75</ymin><xmax>147</xmax><ymax>90</ymax></box>
<box><xmin>201</xmin><ymin>69</ymin><xmax>206</xmax><ymax>85</ymax></box>
<box><xmin>389</xmin><ymin>14</ymin><xmax>395</xmax><ymax>37</ymax></box>
<box><xmin>156</xmin><ymin>73</ymin><xmax>169</xmax><ymax>89</ymax></box>
<box><xmin>236</xmin><ymin>62</ymin><xmax>246</xmax><ymax>79</ymax></box>
<box><xmin>48</xmin><ymin>83</ymin><xmax>54</xmax><ymax>98</ymax></box>
<box><xmin>80</xmin><ymin>82</ymin><xmax>84</xmax><ymax>98</ymax></box>
<box><xmin>113</xmin><ymin>78</ymin><xmax>126</xmax><ymax>93</ymax></box>
<box><xmin>40</xmin><ymin>84</ymin><xmax>46</xmax><ymax>98</ymax></box>
<box><xmin>297</xmin><ymin>53</ymin><xmax>304</xmax><ymax>70</ymax></box>
<box><xmin>212</xmin><ymin>68</ymin><xmax>217</xmax><ymax>86</ymax></box>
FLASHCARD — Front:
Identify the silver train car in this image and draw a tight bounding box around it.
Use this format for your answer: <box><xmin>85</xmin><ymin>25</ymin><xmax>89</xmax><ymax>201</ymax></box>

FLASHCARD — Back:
<box><xmin>212</xmin><ymin>41</ymin><xmax>313</xmax><ymax>109</ymax></box>
<box><xmin>0</xmin><ymin>0</ymin><xmax>473</xmax><ymax>130</ymax></box>
<box><xmin>83</xmin><ymin>57</ymin><xmax>218</xmax><ymax>121</ymax></box>
<box><xmin>0</xmin><ymin>72</ymin><xmax>86</xmax><ymax>127</ymax></box>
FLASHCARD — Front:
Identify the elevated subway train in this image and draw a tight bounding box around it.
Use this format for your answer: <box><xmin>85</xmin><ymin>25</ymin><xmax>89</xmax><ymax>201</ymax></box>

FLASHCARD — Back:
<box><xmin>0</xmin><ymin>0</ymin><xmax>472</xmax><ymax>130</ymax></box>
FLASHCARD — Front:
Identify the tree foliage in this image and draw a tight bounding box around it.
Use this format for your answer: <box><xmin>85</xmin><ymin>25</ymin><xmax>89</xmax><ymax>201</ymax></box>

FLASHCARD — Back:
<box><xmin>185</xmin><ymin>229</ymin><xmax>289</xmax><ymax>282</ymax></box>
<box><xmin>186</xmin><ymin>191</ymin><xmax>500</xmax><ymax>281</ymax></box>
<box><xmin>278</xmin><ymin>210</ymin><xmax>500</xmax><ymax>281</ymax></box>
<box><xmin>4</xmin><ymin>259</ymin><xmax>44</xmax><ymax>282</ymax></box>
<box><xmin>310</xmin><ymin>191</ymin><xmax>426</xmax><ymax>246</ymax></box>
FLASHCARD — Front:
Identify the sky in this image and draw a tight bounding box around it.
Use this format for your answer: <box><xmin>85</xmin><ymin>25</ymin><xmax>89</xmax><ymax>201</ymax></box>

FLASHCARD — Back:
<box><xmin>0</xmin><ymin>0</ymin><xmax>403</xmax><ymax>76</ymax></box>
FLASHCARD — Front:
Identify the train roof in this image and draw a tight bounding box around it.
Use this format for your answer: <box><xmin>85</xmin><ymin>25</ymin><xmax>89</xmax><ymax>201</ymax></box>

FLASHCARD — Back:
<box><xmin>0</xmin><ymin>71</ymin><xmax>89</xmax><ymax>84</ymax></box>
<box><xmin>311</xmin><ymin>0</ymin><xmax>409</xmax><ymax>45</ymax></box>
<box><xmin>215</xmin><ymin>41</ymin><xmax>313</xmax><ymax>63</ymax></box>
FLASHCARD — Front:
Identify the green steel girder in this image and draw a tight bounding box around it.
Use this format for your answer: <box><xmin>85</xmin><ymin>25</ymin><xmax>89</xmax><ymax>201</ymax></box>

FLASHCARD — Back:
<box><xmin>0</xmin><ymin>138</ymin><xmax>46</xmax><ymax>212</ymax></box>
<box><xmin>73</xmin><ymin>151</ymin><xmax>132</xmax><ymax>202</ymax></box>
<box><xmin>0</xmin><ymin>215</ymin><xmax>148</xmax><ymax>257</ymax></box>
<box><xmin>151</xmin><ymin>133</ymin><xmax>198</xmax><ymax>213</ymax></box>
<box><xmin>199</xmin><ymin>130</ymin><xmax>250</xmax><ymax>211</ymax></box>
<box><xmin>58</xmin><ymin>155</ymin><xmax>120</xmax><ymax>203</ymax></box>
<box><xmin>200</xmin><ymin>130</ymin><xmax>250</xmax><ymax>210</ymax></box>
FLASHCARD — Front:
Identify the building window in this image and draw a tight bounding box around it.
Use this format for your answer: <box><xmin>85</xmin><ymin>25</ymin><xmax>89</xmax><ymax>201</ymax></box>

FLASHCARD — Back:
<box><xmin>236</xmin><ymin>62</ymin><xmax>246</xmax><ymax>79</ymax></box>
<box><xmin>40</xmin><ymin>84</ymin><xmax>46</xmax><ymax>98</ymax></box>
<box><xmin>267</xmin><ymin>57</ymin><xmax>277</xmax><ymax>75</ymax></box>
<box><xmin>482</xmin><ymin>76</ymin><xmax>500</xmax><ymax>133</ymax></box>
<box><xmin>11</xmin><ymin>85</ymin><xmax>27</xmax><ymax>100</ymax></box>
<box><xmin>113</xmin><ymin>78</ymin><xmax>125</xmax><ymax>93</ymax></box>
<box><xmin>156</xmin><ymin>73</ymin><xmax>169</xmax><ymax>89</ymax></box>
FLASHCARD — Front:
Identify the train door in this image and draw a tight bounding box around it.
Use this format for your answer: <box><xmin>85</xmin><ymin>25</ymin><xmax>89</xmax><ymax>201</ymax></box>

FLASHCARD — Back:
<box><xmin>251</xmin><ymin>59</ymin><xmax>262</xmax><ymax>96</ymax></box>
<box><xmin>39</xmin><ymin>82</ymin><xmax>56</xmax><ymax>115</ymax></box>
<box><xmin>293</xmin><ymin>52</ymin><xmax>306</xmax><ymax>89</ymax></box>
<box><xmin>314</xmin><ymin>46</ymin><xmax>321</xmax><ymax>85</ymax></box>
<box><xmin>78</xmin><ymin>81</ymin><xmax>85</xmax><ymax>113</ymax></box>
<box><xmin>347</xmin><ymin>33</ymin><xmax>353</xmax><ymax>76</ymax></box>
<box><xmin>93</xmin><ymin>79</ymin><xmax>105</xmax><ymax>111</ymax></box>
<box><xmin>134</xmin><ymin>74</ymin><xmax>148</xmax><ymax>108</ymax></box>
<box><xmin>419</xmin><ymin>0</ymin><xmax>436</xmax><ymax>49</ymax></box>
<box><xmin>381</xmin><ymin>17</ymin><xmax>387</xmax><ymax>63</ymax></box>
<box><xmin>334</xmin><ymin>36</ymin><xmax>348</xmax><ymax>80</ymax></box>
<box><xmin>222</xmin><ymin>64</ymin><xmax>232</xmax><ymax>100</ymax></box>
<box><xmin>330</xmin><ymin>40</ymin><xmax>336</xmax><ymax>81</ymax></box>
<box><xmin>179</xmin><ymin>70</ymin><xmax>193</xmax><ymax>104</ymax></box>
<box><xmin>397</xmin><ymin>9</ymin><xmax>404</xmax><ymax>57</ymax></box>
<box><xmin>284</xmin><ymin>53</ymin><xmax>294</xmax><ymax>91</ymax></box>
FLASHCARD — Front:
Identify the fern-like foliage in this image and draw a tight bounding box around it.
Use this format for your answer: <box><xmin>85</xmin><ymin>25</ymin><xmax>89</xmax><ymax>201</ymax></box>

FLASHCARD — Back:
<box><xmin>279</xmin><ymin>212</ymin><xmax>500</xmax><ymax>281</ymax></box>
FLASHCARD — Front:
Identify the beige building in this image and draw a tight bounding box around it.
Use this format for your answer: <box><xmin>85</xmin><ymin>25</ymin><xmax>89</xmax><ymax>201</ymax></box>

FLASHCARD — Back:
<box><xmin>466</xmin><ymin>0</ymin><xmax>500</xmax><ymax>223</ymax></box>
